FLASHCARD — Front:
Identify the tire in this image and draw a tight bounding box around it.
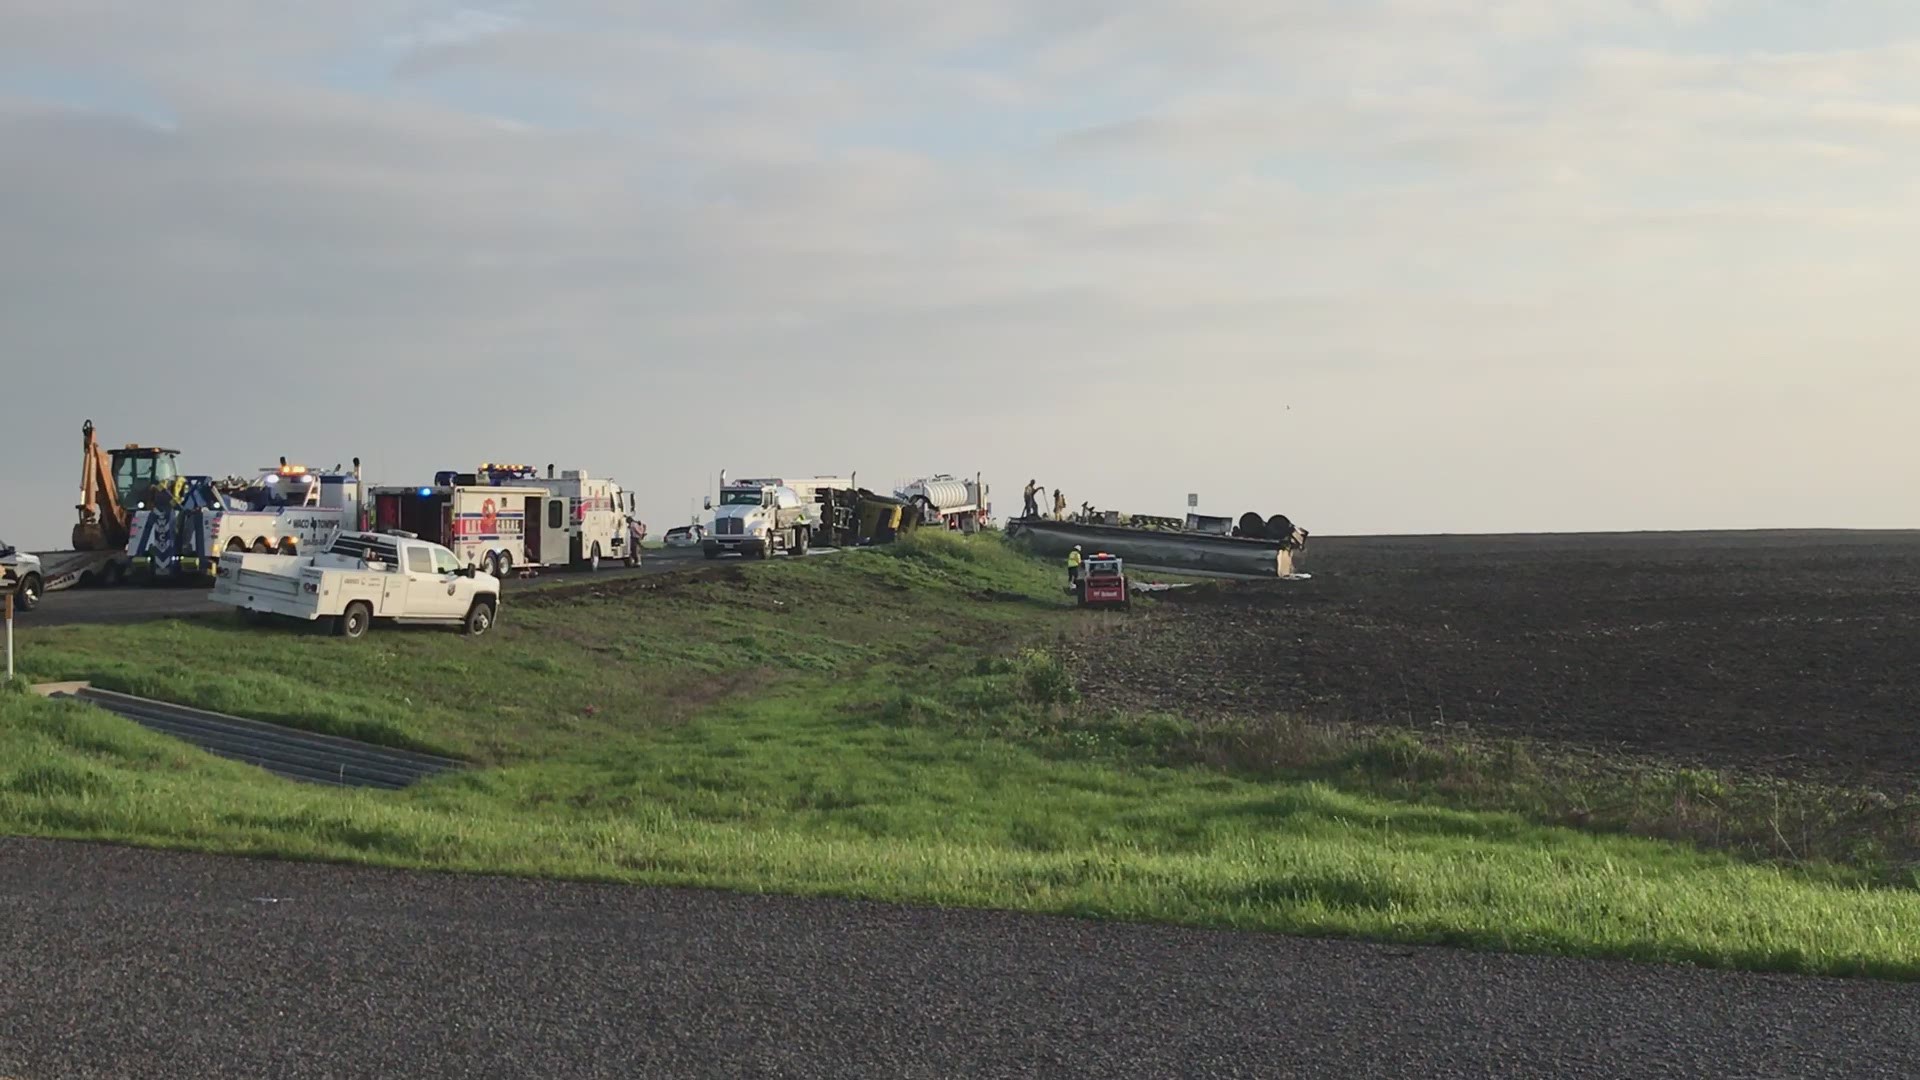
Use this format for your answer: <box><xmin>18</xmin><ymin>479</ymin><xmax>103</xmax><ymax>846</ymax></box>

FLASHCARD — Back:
<box><xmin>464</xmin><ymin>599</ymin><xmax>496</xmax><ymax>637</ymax></box>
<box><xmin>226</xmin><ymin>539</ymin><xmax>247</xmax><ymax>556</ymax></box>
<box><xmin>251</xmin><ymin>538</ymin><xmax>272</xmax><ymax>554</ymax></box>
<box><xmin>482</xmin><ymin>551</ymin><xmax>500</xmax><ymax>576</ymax></box>
<box><xmin>16</xmin><ymin>573</ymin><xmax>42</xmax><ymax>612</ymax></box>
<box><xmin>100</xmin><ymin>561</ymin><xmax>123</xmax><ymax>587</ymax></box>
<box><xmin>588</xmin><ymin>544</ymin><xmax>601</xmax><ymax>572</ymax></box>
<box><xmin>792</xmin><ymin>529</ymin><xmax>809</xmax><ymax>557</ymax></box>
<box><xmin>757</xmin><ymin>540</ymin><xmax>772</xmax><ymax>560</ymax></box>
<box><xmin>333</xmin><ymin>600</ymin><xmax>373</xmax><ymax>640</ymax></box>
<box><xmin>277</xmin><ymin>538</ymin><xmax>297</xmax><ymax>555</ymax></box>
<box><xmin>495</xmin><ymin>551</ymin><xmax>512</xmax><ymax>579</ymax></box>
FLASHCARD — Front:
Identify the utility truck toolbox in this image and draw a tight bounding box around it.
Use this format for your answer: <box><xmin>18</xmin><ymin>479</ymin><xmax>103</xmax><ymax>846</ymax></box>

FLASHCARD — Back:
<box><xmin>212</xmin><ymin>530</ymin><xmax>500</xmax><ymax>639</ymax></box>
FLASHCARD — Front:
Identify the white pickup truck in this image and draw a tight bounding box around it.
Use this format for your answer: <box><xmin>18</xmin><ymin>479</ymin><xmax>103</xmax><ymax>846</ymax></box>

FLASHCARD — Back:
<box><xmin>0</xmin><ymin>541</ymin><xmax>41</xmax><ymax>611</ymax></box>
<box><xmin>211</xmin><ymin>530</ymin><xmax>500</xmax><ymax>639</ymax></box>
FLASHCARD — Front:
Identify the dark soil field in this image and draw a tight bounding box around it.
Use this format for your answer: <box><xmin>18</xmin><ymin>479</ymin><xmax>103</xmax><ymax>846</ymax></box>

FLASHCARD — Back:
<box><xmin>1074</xmin><ymin>531</ymin><xmax>1920</xmax><ymax>789</ymax></box>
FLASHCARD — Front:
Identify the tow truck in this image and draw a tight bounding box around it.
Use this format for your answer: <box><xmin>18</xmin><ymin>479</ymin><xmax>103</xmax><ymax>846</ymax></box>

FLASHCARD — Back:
<box><xmin>127</xmin><ymin>460</ymin><xmax>363</xmax><ymax>582</ymax></box>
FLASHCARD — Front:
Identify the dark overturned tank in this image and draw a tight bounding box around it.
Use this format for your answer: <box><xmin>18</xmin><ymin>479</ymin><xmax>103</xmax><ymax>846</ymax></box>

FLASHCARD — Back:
<box><xmin>1007</xmin><ymin>513</ymin><xmax>1306</xmax><ymax>578</ymax></box>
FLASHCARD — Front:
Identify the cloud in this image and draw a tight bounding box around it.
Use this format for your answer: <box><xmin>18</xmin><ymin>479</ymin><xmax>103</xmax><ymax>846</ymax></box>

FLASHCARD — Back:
<box><xmin>2</xmin><ymin>1</ymin><xmax>1919</xmax><ymax>546</ymax></box>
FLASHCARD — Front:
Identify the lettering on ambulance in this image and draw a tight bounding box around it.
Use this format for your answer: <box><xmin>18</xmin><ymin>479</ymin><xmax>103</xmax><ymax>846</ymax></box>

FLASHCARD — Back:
<box><xmin>453</xmin><ymin>513</ymin><xmax>525</xmax><ymax>539</ymax></box>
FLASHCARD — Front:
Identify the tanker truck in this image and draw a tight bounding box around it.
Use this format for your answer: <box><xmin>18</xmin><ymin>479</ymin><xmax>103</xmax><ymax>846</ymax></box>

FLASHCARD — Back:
<box><xmin>895</xmin><ymin>474</ymin><xmax>989</xmax><ymax>532</ymax></box>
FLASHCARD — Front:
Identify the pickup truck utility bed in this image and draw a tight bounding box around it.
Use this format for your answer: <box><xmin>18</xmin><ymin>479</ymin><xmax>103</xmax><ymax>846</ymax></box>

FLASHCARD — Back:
<box><xmin>211</xmin><ymin>530</ymin><xmax>500</xmax><ymax>639</ymax></box>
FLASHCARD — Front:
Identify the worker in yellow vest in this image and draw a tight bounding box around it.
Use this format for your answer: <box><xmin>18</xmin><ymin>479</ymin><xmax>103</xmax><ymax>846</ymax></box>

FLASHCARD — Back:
<box><xmin>1066</xmin><ymin>545</ymin><xmax>1083</xmax><ymax>593</ymax></box>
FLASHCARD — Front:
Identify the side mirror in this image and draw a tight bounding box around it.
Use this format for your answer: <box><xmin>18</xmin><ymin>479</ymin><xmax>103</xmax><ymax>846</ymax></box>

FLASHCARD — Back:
<box><xmin>703</xmin><ymin>497</ymin><xmax>712</xmax><ymax>511</ymax></box>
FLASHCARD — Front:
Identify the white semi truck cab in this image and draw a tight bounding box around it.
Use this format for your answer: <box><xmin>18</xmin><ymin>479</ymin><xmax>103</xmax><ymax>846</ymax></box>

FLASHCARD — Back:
<box><xmin>701</xmin><ymin>472</ymin><xmax>852</xmax><ymax>560</ymax></box>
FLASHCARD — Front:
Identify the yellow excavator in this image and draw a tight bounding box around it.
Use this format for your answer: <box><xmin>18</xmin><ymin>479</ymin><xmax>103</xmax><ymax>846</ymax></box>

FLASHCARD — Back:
<box><xmin>72</xmin><ymin>419</ymin><xmax>183</xmax><ymax>552</ymax></box>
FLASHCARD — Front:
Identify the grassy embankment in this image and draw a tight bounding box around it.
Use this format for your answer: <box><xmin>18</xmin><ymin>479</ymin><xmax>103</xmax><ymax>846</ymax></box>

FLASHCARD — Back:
<box><xmin>2</xmin><ymin>533</ymin><xmax>1916</xmax><ymax>979</ymax></box>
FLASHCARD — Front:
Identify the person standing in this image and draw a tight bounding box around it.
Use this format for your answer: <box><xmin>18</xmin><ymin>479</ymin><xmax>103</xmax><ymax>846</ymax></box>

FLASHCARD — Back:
<box><xmin>1052</xmin><ymin>489</ymin><xmax>1067</xmax><ymax>521</ymax></box>
<box><xmin>1023</xmin><ymin>479</ymin><xmax>1039</xmax><ymax>520</ymax></box>
<box><xmin>627</xmin><ymin>516</ymin><xmax>646</xmax><ymax>566</ymax></box>
<box><xmin>1066</xmin><ymin>544</ymin><xmax>1083</xmax><ymax>593</ymax></box>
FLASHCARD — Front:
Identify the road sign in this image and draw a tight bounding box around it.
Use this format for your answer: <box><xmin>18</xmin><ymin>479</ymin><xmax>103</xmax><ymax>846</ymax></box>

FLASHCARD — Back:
<box><xmin>1187</xmin><ymin>493</ymin><xmax>1198</xmax><ymax>508</ymax></box>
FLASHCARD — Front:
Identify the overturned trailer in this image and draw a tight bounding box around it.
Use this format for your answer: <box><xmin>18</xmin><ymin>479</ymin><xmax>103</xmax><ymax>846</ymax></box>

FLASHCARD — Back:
<box><xmin>1006</xmin><ymin>518</ymin><xmax>1304</xmax><ymax>579</ymax></box>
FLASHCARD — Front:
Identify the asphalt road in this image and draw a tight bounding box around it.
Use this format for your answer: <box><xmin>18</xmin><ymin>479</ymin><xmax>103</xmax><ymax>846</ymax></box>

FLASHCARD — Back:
<box><xmin>19</xmin><ymin>546</ymin><xmax>719</xmax><ymax>627</ymax></box>
<box><xmin>1</xmin><ymin>839</ymin><xmax>1915</xmax><ymax>1079</ymax></box>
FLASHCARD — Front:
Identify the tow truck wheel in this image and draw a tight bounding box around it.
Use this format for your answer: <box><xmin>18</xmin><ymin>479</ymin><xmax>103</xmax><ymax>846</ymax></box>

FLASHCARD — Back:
<box><xmin>16</xmin><ymin>573</ymin><xmax>42</xmax><ymax>612</ymax></box>
<box><xmin>464</xmin><ymin>599</ymin><xmax>495</xmax><ymax>637</ymax></box>
<box><xmin>334</xmin><ymin>601</ymin><xmax>372</xmax><ymax>640</ymax></box>
<box><xmin>588</xmin><ymin>544</ymin><xmax>601</xmax><ymax>572</ymax></box>
<box><xmin>251</xmin><ymin>538</ymin><xmax>272</xmax><ymax>554</ymax></box>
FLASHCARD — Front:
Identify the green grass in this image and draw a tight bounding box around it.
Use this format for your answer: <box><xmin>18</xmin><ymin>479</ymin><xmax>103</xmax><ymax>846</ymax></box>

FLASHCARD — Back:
<box><xmin>3</xmin><ymin>531</ymin><xmax>1917</xmax><ymax>979</ymax></box>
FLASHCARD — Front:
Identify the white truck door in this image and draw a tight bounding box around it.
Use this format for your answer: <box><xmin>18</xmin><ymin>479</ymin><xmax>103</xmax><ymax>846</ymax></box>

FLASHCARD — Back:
<box><xmin>404</xmin><ymin>544</ymin><xmax>465</xmax><ymax>619</ymax></box>
<box><xmin>378</xmin><ymin>563</ymin><xmax>410</xmax><ymax>615</ymax></box>
<box><xmin>539</xmin><ymin>496</ymin><xmax>569</xmax><ymax>568</ymax></box>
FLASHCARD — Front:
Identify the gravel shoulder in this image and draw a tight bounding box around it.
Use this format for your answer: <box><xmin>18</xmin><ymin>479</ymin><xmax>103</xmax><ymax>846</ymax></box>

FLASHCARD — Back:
<box><xmin>2</xmin><ymin>837</ymin><xmax>1916</xmax><ymax>1080</ymax></box>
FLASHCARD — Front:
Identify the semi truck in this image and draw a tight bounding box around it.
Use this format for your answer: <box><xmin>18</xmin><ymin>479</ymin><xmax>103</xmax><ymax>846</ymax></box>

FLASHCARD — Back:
<box><xmin>702</xmin><ymin>471</ymin><xmax>852</xmax><ymax>560</ymax></box>
<box><xmin>126</xmin><ymin>462</ymin><xmax>363</xmax><ymax>582</ymax></box>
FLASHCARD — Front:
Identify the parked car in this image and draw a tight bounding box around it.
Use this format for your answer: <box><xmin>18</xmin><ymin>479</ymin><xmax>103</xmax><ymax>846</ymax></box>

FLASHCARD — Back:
<box><xmin>0</xmin><ymin>540</ymin><xmax>42</xmax><ymax>612</ymax></box>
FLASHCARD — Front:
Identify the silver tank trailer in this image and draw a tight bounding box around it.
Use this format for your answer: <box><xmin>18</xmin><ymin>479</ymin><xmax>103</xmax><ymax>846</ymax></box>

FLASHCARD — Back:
<box><xmin>902</xmin><ymin>477</ymin><xmax>978</xmax><ymax>512</ymax></box>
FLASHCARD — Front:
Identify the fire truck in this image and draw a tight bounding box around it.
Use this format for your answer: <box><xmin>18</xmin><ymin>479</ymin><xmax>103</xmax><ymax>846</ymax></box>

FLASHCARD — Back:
<box><xmin>517</xmin><ymin>464</ymin><xmax>639</xmax><ymax>569</ymax></box>
<box><xmin>368</xmin><ymin>463</ymin><xmax>636</xmax><ymax>576</ymax></box>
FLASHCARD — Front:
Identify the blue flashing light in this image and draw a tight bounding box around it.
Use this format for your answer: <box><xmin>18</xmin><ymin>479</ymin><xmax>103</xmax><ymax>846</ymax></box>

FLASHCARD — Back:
<box><xmin>417</xmin><ymin>487</ymin><xmax>434</xmax><ymax>498</ymax></box>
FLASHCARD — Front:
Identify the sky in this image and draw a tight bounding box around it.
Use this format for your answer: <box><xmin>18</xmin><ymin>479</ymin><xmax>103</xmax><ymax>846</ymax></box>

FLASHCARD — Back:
<box><xmin>3</xmin><ymin>0</ymin><xmax>1919</xmax><ymax>549</ymax></box>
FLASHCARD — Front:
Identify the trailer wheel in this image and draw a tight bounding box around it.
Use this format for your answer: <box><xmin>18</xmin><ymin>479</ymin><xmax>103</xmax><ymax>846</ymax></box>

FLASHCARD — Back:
<box><xmin>334</xmin><ymin>600</ymin><xmax>373</xmax><ymax>640</ymax></box>
<box><xmin>588</xmin><ymin>544</ymin><xmax>601</xmax><ymax>572</ymax></box>
<box><xmin>15</xmin><ymin>573</ymin><xmax>42</xmax><ymax>612</ymax></box>
<box><xmin>463</xmin><ymin>598</ymin><xmax>496</xmax><ymax>637</ymax></box>
<box><xmin>251</xmin><ymin>538</ymin><xmax>272</xmax><ymax>554</ymax></box>
<box><xmin>226</xmin><ymin>539</ymin><xmax>247</xmax><ymax>557</ymax></box>
<box><xmin>495</xmin><ymin>551</ymin><xmax>512</xmax><ymax>579</ymax></box>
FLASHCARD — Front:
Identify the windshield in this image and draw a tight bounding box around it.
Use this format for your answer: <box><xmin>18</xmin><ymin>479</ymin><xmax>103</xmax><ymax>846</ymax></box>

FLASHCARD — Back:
<box><xmin>113</xmin><ymin>452</ymin><xmax>179</xmax><ymax>504</ymax></box>
<box><xmin>720</xmin><ymin>489</ymin><xmax>763</xmax><ymax>506</ymax></box>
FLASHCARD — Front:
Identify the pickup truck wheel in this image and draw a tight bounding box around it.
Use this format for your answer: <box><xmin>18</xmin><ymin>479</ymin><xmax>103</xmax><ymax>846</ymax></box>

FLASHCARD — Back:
<box><xmin>16</xmin><ymin>573</ymin><xmax>41</xmax><ymax>612</ymax></box>
<box><xmin>464</xmin><ymin>599</ymin><xmax>496</xmax><ymax>637</ymax></box>
<box><xmin>334</xmin><ymin>601</ymin><xmax>373</xmax><ymax>640</ymax></box>
<box><xmin>588</xmin><ymin>544</ymin><xmax>601</xmax><ymax>572</ymax></box>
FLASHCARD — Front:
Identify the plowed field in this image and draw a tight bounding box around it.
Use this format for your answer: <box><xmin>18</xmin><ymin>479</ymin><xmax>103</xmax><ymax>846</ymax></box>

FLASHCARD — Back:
<box><xmin>1072</xmin><ymin>531</ymin><xmax>1920</xmax><ymax>787</ymax></box>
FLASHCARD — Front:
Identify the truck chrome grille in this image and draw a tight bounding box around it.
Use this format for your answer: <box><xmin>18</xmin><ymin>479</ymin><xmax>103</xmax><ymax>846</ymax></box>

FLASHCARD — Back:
<box><xmin>715</xmin><ymin>518</ymin><xmax>744</xmax><ymax>536</ymax></box>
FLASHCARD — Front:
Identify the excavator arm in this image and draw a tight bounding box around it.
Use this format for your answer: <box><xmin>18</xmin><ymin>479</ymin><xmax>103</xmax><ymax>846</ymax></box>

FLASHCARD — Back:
<box><xmin>73</xmin><ymin>419</ymin><xmax>126</xmax><ymax>551</ymax></box>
